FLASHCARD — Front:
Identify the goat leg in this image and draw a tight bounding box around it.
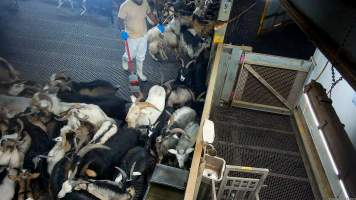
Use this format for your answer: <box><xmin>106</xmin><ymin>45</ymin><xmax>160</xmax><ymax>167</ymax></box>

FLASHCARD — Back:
<box><xmin>90</xmin><ymin>121</ymin><xmax>117</xmax><ymax>144</ymax></box>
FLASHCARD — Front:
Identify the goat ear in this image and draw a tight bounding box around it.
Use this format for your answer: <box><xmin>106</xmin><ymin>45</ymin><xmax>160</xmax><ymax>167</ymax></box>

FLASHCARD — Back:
<box><xmin>186</xmin><ymin>147</ymin><xmax>195</xmax><ymax>154</ymax></box>
<box><xmin>30</xmin><ymin>173</ymin><xmax>40</xmax><ymax>179</ymax></box>
<box><xmin>132</xmin><ymin>172</ymin><xmax>142</xmax><ymax>176</ymax></box>
<box><xmin>8</xmin><ymin>175</ymin><xmax>18</xmax><ymax>181</ymax></box>
<box><xmin>85</xmin><ymin>169</ymin><xmax>97</xmax><ymax>177</ymax></box>
<box><xmin>168</xmin><ymin>149</ymin><xmax>177</xmax><ymax>155</ymax></box>
<box><xmin>114</xmin><ymin>174</ymin><xmax>123</xmax><ymax>183</ymax></box>
<box><xmin>39</xmin><ymin>100</ymin><xmax>49</xmax><ymax>108</ymax></box>
<box><xmin>130</xmin><ymin>95</ymin><xmax>137</xmax><ymax>103</ymax></box>
<box><xmin>173</xmin><ymin>134</ymin><xmax>179</xmax><ymax>139</ymax></box>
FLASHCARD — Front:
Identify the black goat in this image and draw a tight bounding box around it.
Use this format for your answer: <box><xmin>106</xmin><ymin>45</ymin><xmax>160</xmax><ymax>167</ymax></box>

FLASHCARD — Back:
<box><xmin>118</xmin><ymin>147</ymin><xmax>155</xmax><ymax>200</ymax></box>
<box><xmin>76</xmin><ymin>128</ymin><xmax>143</xmax><ymax>180</ymax></box>
<box><xmin>70</xmin><ymin>80</ymin><xmax>118</xmax><ymax>97</ymax></box>
<box><xmin>176</xmin><ymin>48</ymin><xmax>209</xmax><ymax>95</ymax></box>
<box><xmin>57</xmin><ymin>92</ymin><xmax>129</xmax><ymax>122</ymax></box>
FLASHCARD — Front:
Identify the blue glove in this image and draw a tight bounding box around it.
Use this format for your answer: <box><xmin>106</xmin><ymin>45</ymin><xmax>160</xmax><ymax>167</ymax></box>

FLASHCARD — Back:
<box><xmin>156</xmin><ymin>24</ymin><xmax>165</xmax><ymax>33</ymax></box>
<box><xmin>120</xmin><ymin>31</ymin><xmax>128</xmax><ymax>41</ymax></box>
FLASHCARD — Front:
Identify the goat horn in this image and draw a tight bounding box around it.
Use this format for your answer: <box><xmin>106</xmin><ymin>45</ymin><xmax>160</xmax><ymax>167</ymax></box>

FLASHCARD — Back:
<box><xmin>68</xmin><ymin>165</ymin><xmax>78</xmax><ymax>180</ymax></box>
<box><xmin>185</xmin><ymin>60</ymin><xmax>196</xmax><ymax>69</ymax></box>
<box><xmin>0</xmin><ymin>57</ymin><xmax>20</xmax><ymax>83</ymax></box>
<box><xmin>16</xmin><ymin>118</ymin><xmax>25</xmax><ymax>136</ymax></box>
<box><xmin>37</xmin><ymin>155</ymin><xmax>51</xmax><ymax>159</ymax></box>
<box><xmin>115</xmin><ymin>166</ymin><xmax>128</xmax><ymax>182</ymax></box>
<box><xmin>77</xmin><ymin>144</ymin><xmax>110</xmax><ymax>158</ymax></box>
<box><xmin>179</xmin><ymin>58</ymin><xmax>185</xmax><ymax>68</ymax></box>
<box><xmin>129</xmin><ymin>162</ymin><xmax>137</xmax><ymax>181</ymax></box>
<box><xmin>19</xmin><ymin>110</ymin><xmax>36</xmax><ymax>117</ymax></box>
<box><xmin>168</xmin><ymin>128</ymin><xmax>186</xmax><ymax>136</ymax></box>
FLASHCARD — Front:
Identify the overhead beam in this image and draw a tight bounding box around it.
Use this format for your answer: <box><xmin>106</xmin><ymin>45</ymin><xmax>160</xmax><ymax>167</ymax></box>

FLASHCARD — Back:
<box><xmin>281</xmin><ymin>0</ymin><xmax>356</xmax><ymax>91</ymax></box>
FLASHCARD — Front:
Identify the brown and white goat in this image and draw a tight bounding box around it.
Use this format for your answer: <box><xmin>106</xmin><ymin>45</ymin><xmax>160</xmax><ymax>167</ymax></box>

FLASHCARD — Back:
<box><xmin>126</xmin><ymin>85</ymin><xmax>166</xmax><ymax>129</ymax></box>
<box><xmin>8</xmin><ymin>170</ymin><xmax>41</xmax><ymax>200</ymax></box>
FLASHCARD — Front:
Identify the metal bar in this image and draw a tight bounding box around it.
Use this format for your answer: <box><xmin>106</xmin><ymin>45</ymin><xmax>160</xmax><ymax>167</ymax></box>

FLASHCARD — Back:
<box><xmin>244</xmin><ymin>52</ymin><xmax>312</xmax><ymax>72</ymax></box>
<box><xmin>184</xmin><ymin>44</ymin><xmax>224</xmax><ymax>200</ymax></box>
<box><xmin>213</xmin><ymin>50</ymin><xmax>230</xmax><ymax>105</ymax></box>
<box><xmin>257</xmin><ymin>0</ymin><xmax>270</xmax><ymax>35</ymax></box>
<box><xmin>221</xmin><ymin>47</ymin><xmax>242</xmax><ymax>103</ymax></box>
<box><xmin>232</xmin><ymin>100</ymin><xmax>291</xmax><ymax>115</ymax></box>
<box><xmin>243</xmin><ymin>64</ymin><xmax>293</xmax><ymax>110</ymax></box>
<box><xmin>269</xmin><ymin>172</ymin><xmax>310</xmax><ymax>182</ymax></box>
<box><xmin>213</xmin><ymin>120</ymin><xmax>295</xmax><ymax>135</ymax></box>
<box><xmin>280</xmin><ymin>0</ymin><xmax>356</xmax><ymax>91</ymax></box>
<box><xmin>215</xmin><ymin>140</ymin><xmax>301</xmax><ymax>157</ymax></box>
<box><xmin>305</xmin><ymin>81</ymin><xmax>356</xmax><ymax>197</ymax></box>
<box><xmin>293</xmin><ymin>108</ymin><xmax>333</xmax><ymax>199</ymax></box>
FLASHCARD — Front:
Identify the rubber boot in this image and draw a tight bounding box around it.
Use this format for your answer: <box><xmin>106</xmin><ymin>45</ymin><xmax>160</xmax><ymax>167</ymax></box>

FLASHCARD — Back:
<box><xmin>122</xmin><ymin>57</ymin><xmax>128</xmax><ymax>71</ymax></box>
<box><xmin>136</xmin><ymin>61</ymin><xmax>147</xmax><ymax>81</ymax></box>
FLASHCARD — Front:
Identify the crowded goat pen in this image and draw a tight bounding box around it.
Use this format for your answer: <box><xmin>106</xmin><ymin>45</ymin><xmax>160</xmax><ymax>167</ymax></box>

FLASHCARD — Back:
<box><xmin>0</xmin><ymin>0</ymin><xmax>223</xmax><ymax>198</ymax></box>
<box><xmin>0</xmin><ymin>51</ymin><xmax>208</xmax><ymax>199</ymax></box>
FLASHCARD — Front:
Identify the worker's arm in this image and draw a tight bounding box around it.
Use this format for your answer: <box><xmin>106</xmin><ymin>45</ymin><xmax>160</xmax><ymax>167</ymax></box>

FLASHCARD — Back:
<box><xmin>117</xmin><ymin>17</ymin><xmax>124</xmax><ymax>32</ymax></box>
<box><xmin>118</xmin><ymin>6</ymin><xmax>128</xmax><ymax>40</ymax></box>
<box><xmin>147</xmin><ymin>12</ymin><xmax>159</xmax><ymax>25</ymax></box>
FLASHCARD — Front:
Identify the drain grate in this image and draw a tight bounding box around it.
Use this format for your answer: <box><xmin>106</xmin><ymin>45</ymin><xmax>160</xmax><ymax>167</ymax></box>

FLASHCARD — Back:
<box><xmin>212</xmin><ymin>107</ymin><xmax>315</xmax><ymax>199</ymax></box>
<box><xmin>260</xmin><ymin>174</ymin><xmax>314</xmax><ymax>200</ymax></box>
<box><xmin>214</xmin><ymin>121</ymin><xmax>299</xmax><ymax>152</ymax></box>
<box><xmin>212</xmin><ymin>107</ymin><xmax>294</xmax><ymax>132</ymax></box>
<box><xmin>214</xmin><ymin>142</ymin><xmax>308</xmax><ymax>178</ymax></box>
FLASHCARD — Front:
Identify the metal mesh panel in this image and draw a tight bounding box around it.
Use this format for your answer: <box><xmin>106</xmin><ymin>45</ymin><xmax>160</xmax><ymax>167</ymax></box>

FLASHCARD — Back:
<box><xmin>260</xmin><ymin>175</ymin><xmax>315</xmax><ymax>200</ymax></box>
<box><xmin>252</xmin><ymin>65</ymin><xmax>297</xmax><ymax>99</ymax></box>
<box><xmin>212</xmin><ymin>106</ymin><xmax>294</xmax><ymax>132</ymax></box>
<box><xmin>212</xmin><ymin>107</ymin><xmax>315</xmax><ymax>200</ymax></box>
<box><xmin>214</xmin><ymin>142</ymin><xmax>308</xmax><ymax>178</ymax></box>
<box><xmin>236</xmin><ymin>67</ymin><xmax>286</xmax><ymax>108</ymax></box>
<box><xmin>214</xmin><ymin>121</ymin><xmax>299</xmax><ymax>152</ymax></box>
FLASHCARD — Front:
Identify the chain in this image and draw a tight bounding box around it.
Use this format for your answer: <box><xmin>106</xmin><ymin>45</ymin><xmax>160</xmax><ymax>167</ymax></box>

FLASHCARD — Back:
<box><xmin>326</xmin><ymin>14</ymin><xmax>356</xmax><ymax>98</ymax></box>
<box><xmin>327</xmin><ymin>66</ymin><xmax>343</xmax><ymax>98</ymax></box>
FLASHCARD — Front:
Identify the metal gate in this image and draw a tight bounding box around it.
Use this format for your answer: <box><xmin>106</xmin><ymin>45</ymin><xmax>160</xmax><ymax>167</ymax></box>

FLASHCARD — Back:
<box><xmin>214</xmin><ymin>44</ymin><xmax>313</xmax><ymax>115</ymax></box>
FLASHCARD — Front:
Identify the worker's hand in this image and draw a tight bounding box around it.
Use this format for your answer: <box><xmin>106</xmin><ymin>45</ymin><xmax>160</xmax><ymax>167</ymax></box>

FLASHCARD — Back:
<box><xmin>156</xmin><ymin>24</ymin><xmax>165</xmax><ymax>33</ymax></box>
<box><xmin>120</xmin><ymin>31</ymin><xmax>129</xmax><ymax>41</ymax></box>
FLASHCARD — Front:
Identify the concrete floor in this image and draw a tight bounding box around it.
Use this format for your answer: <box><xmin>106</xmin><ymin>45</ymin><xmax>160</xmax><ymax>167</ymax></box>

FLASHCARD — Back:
<box><xmin>0</xmin><ymin>0</ymin><xmax>178</xmax><ymax>99</ymax></box>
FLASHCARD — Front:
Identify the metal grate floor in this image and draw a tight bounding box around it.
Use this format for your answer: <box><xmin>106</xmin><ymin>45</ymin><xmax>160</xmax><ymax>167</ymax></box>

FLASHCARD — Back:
<box><xmin>211</xmin><ymin>106</ymin><xmax>315</xmax><ymax>200</ymax></box>
<box><xmin>0</xmin><ymin>0</ymin><xmax>178</xmax><ymax>99</ymax></box>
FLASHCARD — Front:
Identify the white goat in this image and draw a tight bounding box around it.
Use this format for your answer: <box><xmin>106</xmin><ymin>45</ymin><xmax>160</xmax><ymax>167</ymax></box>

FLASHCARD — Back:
<box><xmin>0</xmin><ymin>95</ymin><xmax>31</xmax><ymax>118</ymax></box>
<box><xmin>147</xmin><ymin>17</ymin><xmax>181</xmax><ymax>61</ymax></box>
<box><xmin>0</xmin><ymin>132</ymin><xmax>31</xmax><ymax>169</ymax></box>
<box><xmin>0</xmin><ymin>168</ymin><xmax>18</xmax><ymax>200</ymax></box>
<box><xmin>32</xmin><ymin>92</ymin><xmax>117</xmax><ymax>145</ymax></box>
<box><xmin>126</xmin><ymin>85</ymin><xmax>166</xmax><ymax>129</ymax></box>
<box><xmin>47</xmin><ymin>136</ymin><xmax>71</xmax><ymax>175</ymax></box>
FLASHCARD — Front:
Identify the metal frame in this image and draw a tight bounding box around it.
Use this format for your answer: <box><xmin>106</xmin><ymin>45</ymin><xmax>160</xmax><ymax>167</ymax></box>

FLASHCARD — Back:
<box><xmin>257</xmin><ymin>0</ymin><xmax>293</xmax><ymax>35</ymax></box>
<box><xmin>231</xmin><ymin>47</ymin><xmax>312</xmax><ymax>115</ymax></box>
<box><xmin>217</xmin><ymin>165</ymin><xmax>269</xmax><ymax>200</ymax></box>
